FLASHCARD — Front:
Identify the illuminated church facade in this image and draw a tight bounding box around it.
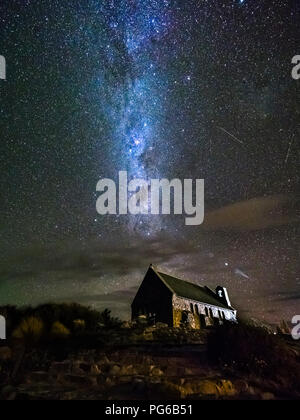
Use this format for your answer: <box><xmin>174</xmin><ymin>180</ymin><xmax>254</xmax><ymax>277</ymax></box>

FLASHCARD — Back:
<box><xmin>132</xmin><ymin>265</ymin><xmax>237</xmax><ymax>329</ymax></box>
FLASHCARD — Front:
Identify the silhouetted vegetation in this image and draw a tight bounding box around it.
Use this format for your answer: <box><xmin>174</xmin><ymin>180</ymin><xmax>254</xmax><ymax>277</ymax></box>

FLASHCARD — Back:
<box><xmin>0</xmin><ymin>304</ymin><xmax>122</xmax><ymax>348</ymax></box>
<box><xmin>12</xmin><ymin>317</ymin><xmax>44</xmax><ymax>345</ymax></box>
<box><xmin>207</xmin><ymin>322</ymin><xmax>300</xmax><ymax>388</ymax></box>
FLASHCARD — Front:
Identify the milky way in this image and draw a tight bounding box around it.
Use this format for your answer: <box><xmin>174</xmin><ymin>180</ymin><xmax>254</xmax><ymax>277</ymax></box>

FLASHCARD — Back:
<box><xmin>0</xmin><ymin>0</ymin><xmax>299</xmax><ymax>323</ymax></box>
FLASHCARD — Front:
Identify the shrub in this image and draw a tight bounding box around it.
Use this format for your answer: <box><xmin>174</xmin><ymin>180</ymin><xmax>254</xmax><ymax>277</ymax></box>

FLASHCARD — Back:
<box><xmin>12</xmin><ymin>317</ymin><xmax>44</xmax><ymax>344</ymax></box>
<box><xmin>51</xmin><ymin>321</ymin><xmax>71</xmax><ymax>338</ymax></box>
<box><xmin>207</xmin><ymin>322</ymin><xmax>300</xmax><ymax>386</ymax></box>
<box><xmin>98</xmin><ymin>309</ymin><xmax>122</xmax><ymax>329</ymax></box>
<box><xmin>31</xmin><ymin>303</ymin><xmax>101</xmax><ymax>331</ymax></box>
<box><xmin>0</xmin><ymin>303</ymin><xmax>122</xmax><ymax>342</ymax></box>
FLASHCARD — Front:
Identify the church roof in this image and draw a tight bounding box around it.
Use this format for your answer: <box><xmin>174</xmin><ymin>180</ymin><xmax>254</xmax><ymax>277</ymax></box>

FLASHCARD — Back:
<box><xmin>154</xmin><ymin>268</ymin><xmax>232</xmax><ymax>310</ymax></box>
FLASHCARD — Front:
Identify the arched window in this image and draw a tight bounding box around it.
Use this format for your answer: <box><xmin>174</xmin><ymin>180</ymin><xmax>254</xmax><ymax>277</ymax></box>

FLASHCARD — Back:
<box><xmin>195</xmin><ymin>305</ymin><xmax>199</xmax><ymax>315</ymax></box>
<box><xmin>181</xmin><ymin>311</ymin><xmax>189</xmax><ymax>326</ymax></box>
<box><xmin>209</xmin><ymin>308</ymin><xmax>213</xmax><ymax>318</ymax></box>
<box><xmin>190</xmin><ymin>303</ymin><xmax>194</xmax><ymax>313</ymax></box>
<box><xmin>205</xmin><ymin>307</ymin><xmax>209</xmax><ymax>317</ymax></box>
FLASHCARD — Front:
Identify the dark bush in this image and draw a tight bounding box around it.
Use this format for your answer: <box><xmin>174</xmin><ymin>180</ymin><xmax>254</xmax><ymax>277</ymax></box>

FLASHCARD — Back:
<box><xmin>207</xmin><ymin>322</ymin><xmax>300</xmax><ymax>387</ymax></box>
<box><xmin>0</xmin><ymin>303</ymin><xmax>121</xmax><ymax>339</ymax></box>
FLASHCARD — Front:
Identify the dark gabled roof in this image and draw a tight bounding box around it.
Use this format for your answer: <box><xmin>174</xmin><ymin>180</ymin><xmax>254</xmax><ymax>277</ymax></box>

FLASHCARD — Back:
<box><xmin>155</xmin><ymin>269</ymin><xmax>232</xmax><ymax>310</ymax></box>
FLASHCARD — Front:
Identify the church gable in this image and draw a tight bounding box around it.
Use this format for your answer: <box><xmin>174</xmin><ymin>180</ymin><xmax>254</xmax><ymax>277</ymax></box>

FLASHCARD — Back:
<box><xmin>131</xmin><ymin>265</ymin><xmax>173</xmax><ymax>325</ymax></box>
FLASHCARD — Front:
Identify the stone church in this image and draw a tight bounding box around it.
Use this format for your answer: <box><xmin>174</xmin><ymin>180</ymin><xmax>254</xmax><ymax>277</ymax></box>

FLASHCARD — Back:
<box><xmin>132</xmin><ymin>265</ymin><xmax>237</xmax><ymax>328</ymax></box>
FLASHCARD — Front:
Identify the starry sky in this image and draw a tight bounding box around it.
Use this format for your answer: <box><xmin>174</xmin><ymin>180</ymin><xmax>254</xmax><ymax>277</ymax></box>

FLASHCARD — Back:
<box><xmin>0</xmin><ymin>0</ymin><xmax>299</xmax><ymax>324</ymax></box>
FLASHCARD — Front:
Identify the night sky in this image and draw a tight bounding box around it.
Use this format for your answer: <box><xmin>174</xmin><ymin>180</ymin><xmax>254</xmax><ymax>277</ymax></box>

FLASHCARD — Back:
<box><xmin>0</xmin><ymin>0</ymin><xmax>299</xmax><ymax>324</ymax></box>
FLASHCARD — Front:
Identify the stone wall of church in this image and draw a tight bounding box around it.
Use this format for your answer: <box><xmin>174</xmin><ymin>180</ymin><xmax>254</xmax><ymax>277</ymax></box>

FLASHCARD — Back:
<box><xmin>172</xmin><ymin>295</ymin><xmax>237</xmax><ymax>329</ymax></box>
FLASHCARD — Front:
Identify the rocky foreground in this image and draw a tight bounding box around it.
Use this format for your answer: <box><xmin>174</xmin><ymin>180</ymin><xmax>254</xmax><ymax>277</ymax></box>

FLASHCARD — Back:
<box><xmin>0</xmin><ymin>346</ymin><xmax>279</xmax><ymax>400</ymax></box>
<box><xmin>1</xmin><ymin>304</ymin><xmax>299</xmax><ymax>401</ymax></box>
<box><xmin>1</xmin><ymin>324</ymin><xmax>299</xmax><ymax>400</ymax></box>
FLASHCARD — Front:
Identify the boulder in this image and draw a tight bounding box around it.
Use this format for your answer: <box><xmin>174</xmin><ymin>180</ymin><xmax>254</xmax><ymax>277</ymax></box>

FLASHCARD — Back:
<box><xmin>261</xmin><ymin>392</ymin><xmax>275</xmax><ymax>401</ymax></box>
<box><xmin>109</xmin><ymin>365</ymin><xmax>121</xmax><ymax>376</ymax></box>
<box><xmin>120</xmin><ymin>364</ymin><xmax>137</xmax><ymax>376</ymax></box>
<box><xmin>155</xmin><ymin>323</ymin><xmax>169</xmax><ymax>329</ymax></box>
<box><xmin>121</xmin><ymin>321</ymin><xmax>132</xmax><ymax>329</ymax></box>
<box><xmin>105</xmin><ymin>377</ymin><xmax>115</xmax><ymax>387</ymax></box>
<box><xmin>150</xmin><ymin>366</ymin><xmax>164</xmax><ymax>377</ymax></box>
<box><xmin>97</xmin><ymin>355</ymin><xmax>110</xmax><ymax>366</ymax></box>
<box><xmin>143</xmin><ymin>332</ymin><xmax>154</xmax><ymax>341</ymax></box>
<box><xmin>90</xmin><ymin>364</ymin><xmax>101</xmax><ymax>376</ymax></box>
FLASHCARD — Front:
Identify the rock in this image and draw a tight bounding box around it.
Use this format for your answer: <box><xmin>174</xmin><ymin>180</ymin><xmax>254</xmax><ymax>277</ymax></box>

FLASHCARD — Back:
<box><xmin>62</xmin><ymin>391</ymin><xmax>81</xmax><ymax>400</ymax></box>
<box><xmin>0</xmin><ymin>347</ymin><xmax>12</xmax><ymax>361</ymax></box>
<box><xmin>155</xmin><ymin>323</ymin><xmax>169</xmax><ymax>329</ymax></box>
<box><xmin>248</xmin><ymin>386</ymin><xmax>256</xmax><ymax>395</ymax></box>
<box><xmin>109</xmin><ymin>365</ymin><xmax>121</xmax><ymax>376</ymax></box>
<box><xmin>90</xmin><ymin>364</ymin><xmax>101</xmax><ymax>375</ymax></box>
<box><xmin>105</xmin><ymin>377</ymin><xmax>115</xmax><ymax>387</ymax></box>
<box><xmin>144</xmin><ymin>326</ymin><xmax>156</xmax><ymax>334</ymax></box>
<box><xmin>261</xmin><ymin>392</ymin><xmax>275</xmax><ymax>401</ymax></box>
<box><xmin>143</xmin><ymin>333</ymin><xmax>154</xmax><ymax>341</ymax></box>
<box><xmin>118</xmin><ymin>375</ymin><xmax>133</xmax><ymax>384</ymax></box>
<box><xmin>97</xmin><ymin>355</ymin><xmax>110</xmax><ymax>366</ymax></box>
<box><xmin>120</xmin><ymin>365</ymin><xmax>137</xmax><ymax>376</ymax></box>
<box><xmin>72</xmin><ymin>365</ymin><xmax>85</xmax><ymax>375</ymax></box>
<box><xmin>150</xmin><ymin>366</ymin><xmax>164</xmax><ymax>377</ymax></box>
<box><xmin>184</xmin><ymin>368</ymin><xmax>194</xmax><ymax>376</ymax></box>
<box><xmin>121</xmin><ymin>321</ymin><xmax>131</xmax><ymax>329</ymax></box>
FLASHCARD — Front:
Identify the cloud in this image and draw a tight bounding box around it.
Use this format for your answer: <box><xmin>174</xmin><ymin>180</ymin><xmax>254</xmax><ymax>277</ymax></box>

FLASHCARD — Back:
<box><xmin>0</xmin><ymin>235</ymin><xmax>199</xmax><ymax>283</ymax></box>
<box><xmin>203</xmin><ymin>195</ymin><xmax>299</xmax><ymax>232</ymax></box>
<box><xmin>56</xmin><ymin>287</ymin><xmax>137</xmax><ymax>305</ymax></box>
